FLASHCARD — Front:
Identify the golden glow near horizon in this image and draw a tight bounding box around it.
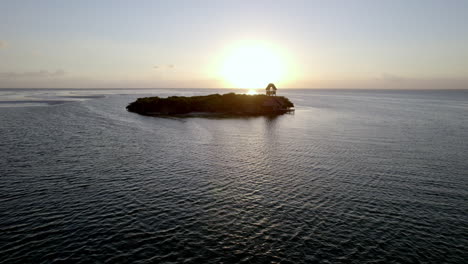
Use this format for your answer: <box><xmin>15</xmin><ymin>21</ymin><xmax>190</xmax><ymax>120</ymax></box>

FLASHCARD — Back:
<box><xmin>219</xmin><ymin>42</ymin><xmax>288</xmax><ymax>89</ymax></box>
<box><xmin>246</xmin><ymin>89</ymin><xmax>258</xmax><ymax>95</ymax></box>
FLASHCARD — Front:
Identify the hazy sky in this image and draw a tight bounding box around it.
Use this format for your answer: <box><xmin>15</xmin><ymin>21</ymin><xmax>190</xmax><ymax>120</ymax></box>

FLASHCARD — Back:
<box><xmin>1</xmin><ymin>0</ymin><xmax>467</xmax><ymax>89</ymax></box>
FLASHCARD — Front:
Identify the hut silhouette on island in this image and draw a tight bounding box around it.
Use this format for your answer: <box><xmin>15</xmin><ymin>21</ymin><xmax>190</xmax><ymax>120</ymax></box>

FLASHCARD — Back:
<box><xmin>266</xmin><ymin>83</ymin><xmax>277</xmax><ymax>96</ymax></box>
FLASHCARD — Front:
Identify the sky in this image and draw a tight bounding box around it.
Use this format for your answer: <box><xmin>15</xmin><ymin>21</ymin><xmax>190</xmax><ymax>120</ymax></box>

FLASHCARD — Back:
<box><xmin>0</xmin><ymin>0</ymin><xmax>467</xmax><ymax>89</ymax></box>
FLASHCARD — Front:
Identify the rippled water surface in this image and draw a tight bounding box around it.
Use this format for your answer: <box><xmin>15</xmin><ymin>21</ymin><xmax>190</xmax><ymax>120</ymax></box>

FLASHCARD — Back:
<box><xmin>1</xmin><ymin>89</ymin><xmax>467</xmax><ymax>263</ymax></box>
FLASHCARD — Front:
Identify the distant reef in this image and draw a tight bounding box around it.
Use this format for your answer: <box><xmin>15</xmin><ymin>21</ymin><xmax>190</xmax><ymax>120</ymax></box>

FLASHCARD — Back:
<box><xmin>126</xmin><ymin>93</ymin><xmax>294</xmax><ymax>116</ymax></box>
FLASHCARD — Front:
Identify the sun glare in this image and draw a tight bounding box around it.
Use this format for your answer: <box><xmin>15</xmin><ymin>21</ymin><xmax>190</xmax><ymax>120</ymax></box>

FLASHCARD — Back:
<box><xmin>246</xmin><ymin>89</ymin><xmax>258</xmax><ymax>95</ymax></box>
<box><xmin>219</xmin><ymin>42</ymin><xmax>287</xmax><ymax>89</ymax></box>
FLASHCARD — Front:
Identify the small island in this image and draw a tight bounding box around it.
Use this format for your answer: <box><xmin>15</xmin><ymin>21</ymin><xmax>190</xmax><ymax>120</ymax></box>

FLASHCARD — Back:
<box><xmin>127</xmin><ymin>84</ymin><xmax>294</xmax><ymax>116</ymax></box>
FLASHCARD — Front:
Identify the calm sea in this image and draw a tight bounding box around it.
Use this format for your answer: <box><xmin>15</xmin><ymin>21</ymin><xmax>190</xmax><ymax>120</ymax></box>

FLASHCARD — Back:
<box><xmin>1</xmin><ymin>88</ymin><xmax>467</xmax><ymax>263</ymax></box>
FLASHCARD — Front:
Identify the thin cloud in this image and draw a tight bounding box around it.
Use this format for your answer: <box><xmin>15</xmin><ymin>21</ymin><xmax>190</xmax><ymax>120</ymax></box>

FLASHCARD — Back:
<box><xmin>379</xmin><ymin>73</ymin><xmax>405</xmax><ymax>82</ymax></box>
<box><xmin>153</xmin><ymin>64</ymin><xmax>175</xmax><ymax>70</ymax></box>
<box><xmin>0</xmin><ymin>70</ymin><xmax>67</xmax><ymax>79</ymax></box>
<box><xmin>0</xmin><ymin>40</ymin><xmax>7</xmax><ymax>48</ymax></box>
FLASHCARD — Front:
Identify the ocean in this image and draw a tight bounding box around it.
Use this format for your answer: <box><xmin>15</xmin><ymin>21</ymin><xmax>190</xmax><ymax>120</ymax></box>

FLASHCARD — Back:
<box><xmin>1</xmin><ymin>88</ymin><xmax>467</xmax><ymax>263</ymax></box>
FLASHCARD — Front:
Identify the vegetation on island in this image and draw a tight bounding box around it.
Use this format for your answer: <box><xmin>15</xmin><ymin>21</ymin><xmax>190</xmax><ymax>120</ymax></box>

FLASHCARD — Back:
<box><xmin>126</xmin><ymin>93</ymin><xmax>294</xmax><ymax>116</ymax></box>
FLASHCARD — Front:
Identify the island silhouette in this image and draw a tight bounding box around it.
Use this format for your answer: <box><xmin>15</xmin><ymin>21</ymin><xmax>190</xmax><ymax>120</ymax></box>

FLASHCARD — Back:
<box><xmin>127</xmin><ymin>84</ymin><xmax>294</xmax><ymax>116</ymax></box>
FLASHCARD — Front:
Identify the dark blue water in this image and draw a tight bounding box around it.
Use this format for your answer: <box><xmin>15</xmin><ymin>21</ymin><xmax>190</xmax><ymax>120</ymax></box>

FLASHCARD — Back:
<box><xmin>1</xmin><ymin>89</ymin><xmax>467</xmax><ymax>263</ymax></box>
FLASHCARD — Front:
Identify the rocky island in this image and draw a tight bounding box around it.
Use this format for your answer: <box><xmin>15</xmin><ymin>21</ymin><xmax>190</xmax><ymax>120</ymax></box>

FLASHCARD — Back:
<box><xmin>126</xmin><ymin>93</ymin><xmax>294</xmax><ymax>116</ymax></box>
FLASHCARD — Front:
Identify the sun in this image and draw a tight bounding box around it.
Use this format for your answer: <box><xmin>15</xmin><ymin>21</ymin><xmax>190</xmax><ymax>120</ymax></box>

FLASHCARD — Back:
<box><xmin>219</xmin><ymin>42</ymin><xmax>287</xmax><ymax>89</ymax></box>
